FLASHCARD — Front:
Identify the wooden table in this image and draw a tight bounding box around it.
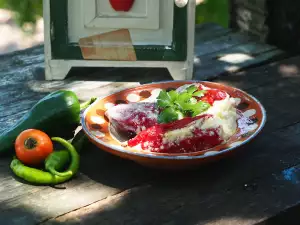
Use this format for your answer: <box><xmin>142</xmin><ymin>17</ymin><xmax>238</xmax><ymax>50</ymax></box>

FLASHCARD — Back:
<box><xmin>1</xmin><ymin>23</ymin><xmax>300</xmax><ymax>225</ymax></box>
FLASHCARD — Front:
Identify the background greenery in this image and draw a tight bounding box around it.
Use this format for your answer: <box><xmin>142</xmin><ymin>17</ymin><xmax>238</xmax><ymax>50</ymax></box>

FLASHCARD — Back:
<box><xmin>0</xmin><ymin>0</ymin><xmax>228</xmax><ymax>29</ymax></box>
<box><xmin>196</xmin><ymin>0</ymin><xmax>229</xmax><ymax>28</ymax></box>
<box><xmin>0</xmin><ymin>0</ymin><xmax>42</xmax><ymax>28</ymax></box>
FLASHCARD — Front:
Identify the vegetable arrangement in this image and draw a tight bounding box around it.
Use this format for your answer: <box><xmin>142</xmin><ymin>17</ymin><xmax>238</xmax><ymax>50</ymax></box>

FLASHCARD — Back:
<box><xmin>156</xmin><ymin>85</ymin><xmax>211</xmax><ymax>124</ymax></box>
<box><xmin>0</xmin><ymin>90</ymin><xmax>96</xmax><ymax>186</ymax></box>
<box><xmin>0</xmin><ymin>90</ymin><xmax>96</xmax><ymax>155</ymax></box>
<box><xmin>10</xmin><ymin>133</ymin><xmax>81</xmax><ymax>185</ymax></box>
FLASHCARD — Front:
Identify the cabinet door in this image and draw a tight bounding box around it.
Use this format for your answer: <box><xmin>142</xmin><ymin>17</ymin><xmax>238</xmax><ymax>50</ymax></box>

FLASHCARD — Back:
<box><xmin>84</xmin><ymin>0</ymin><xmax>160</xmax><ymax>30</ymax></box>
<box><xmin>50</xmin><ymin>0</ymin><xmax>187</xmax><ymax>61</ymax></box>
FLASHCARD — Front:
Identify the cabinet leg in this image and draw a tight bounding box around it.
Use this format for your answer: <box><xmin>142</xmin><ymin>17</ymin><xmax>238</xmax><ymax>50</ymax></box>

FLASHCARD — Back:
<box><xmin>167</xmin><ymin>63</ymin><xmax>193</xmax><ymax>81</ymax></box>
<box><xmin>45</xmin><ymin>61</ymin><xmax>72</xmax><ymax>80</ymax></box>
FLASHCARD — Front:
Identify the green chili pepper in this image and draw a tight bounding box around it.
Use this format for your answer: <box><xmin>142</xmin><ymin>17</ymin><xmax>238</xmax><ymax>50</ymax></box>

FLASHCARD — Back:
<box><xmin>44</xmin><ymin>150</ymin><xmax>70</xmax><ymax>176</ymax></box>
<box><xmin>45</xmin><ymin>131</ymin><xmax>86</xmax><ymax>177</ymax></box>
<box><xmin>46</xmin><ymin>137</ymin><xmax>80</xmax><ymax>177</ymax></box>
<box><xmin>10</xmin><ymin>136</ymin><xmax>80</xmax><ymax>185</ymax></box>
<box><xmin>10</xmin><ymin>158</ymin><xmax>68</xmax><ymax>185</ymax></box>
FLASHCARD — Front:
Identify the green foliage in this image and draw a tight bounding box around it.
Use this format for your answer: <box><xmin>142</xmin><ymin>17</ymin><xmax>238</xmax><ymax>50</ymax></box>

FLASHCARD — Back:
<box><xmin>0</xmin><ymin>0</ymin><xmax>42</xmax><ymax>28</ymax></box>
<box><xmin>0</xmin><ymin>0</ymin><xmax>229</xmax><ymax>29</ymax></box>
<box><xmin>196</xmin><ymin>0</ymin><xmax>229</xmax><ymax>28</ymax></box>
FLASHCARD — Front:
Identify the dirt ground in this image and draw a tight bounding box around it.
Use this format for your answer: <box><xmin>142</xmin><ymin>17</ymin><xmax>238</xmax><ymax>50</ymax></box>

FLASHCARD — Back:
<box><xmin>0</xmin><ymin>9</ymin><xmax>44</xmax><ymax>55</ymax></box>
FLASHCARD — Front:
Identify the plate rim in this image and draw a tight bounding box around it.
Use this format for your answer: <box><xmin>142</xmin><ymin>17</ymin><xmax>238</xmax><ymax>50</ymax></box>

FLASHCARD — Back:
<box><xmin>81</xmin><ymin>80</ymin><xmax>267</xmax><ymax>160</ymax></box>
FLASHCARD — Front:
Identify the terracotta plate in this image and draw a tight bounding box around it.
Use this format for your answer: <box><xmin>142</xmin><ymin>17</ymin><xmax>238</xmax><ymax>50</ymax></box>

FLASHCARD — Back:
<box><xmin>81</xmin><ymin>81</ymin><xmax>266</xmax><ymax>169</ymax></box>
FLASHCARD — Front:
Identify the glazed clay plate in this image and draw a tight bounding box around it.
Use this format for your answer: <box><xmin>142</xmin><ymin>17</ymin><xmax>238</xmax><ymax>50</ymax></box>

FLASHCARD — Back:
<box><xmin>81</xmin><ymin>81</ymin><xmax>266</xmax><ymax>169</ymax></box>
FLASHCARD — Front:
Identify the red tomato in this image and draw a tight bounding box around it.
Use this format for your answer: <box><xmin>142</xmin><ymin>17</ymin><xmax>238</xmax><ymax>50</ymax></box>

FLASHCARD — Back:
<box><xmin>15</xmin><ymin>129</ymin><xmax>53</xmax><ymax>166</ymax></box>
<box><xmin>200</xmin><ymin>96</ymin><xmax>214</xmax><ymax>105</ymax></box>
<box><xmin>200</xmin><ymin>89</ymin><xmax>227</xmax><ymax>105</ymax></box>
<box><xmin>208</xmin><ymin>89</ymin><xmax>227</xmax><ymax>101</ymax></box>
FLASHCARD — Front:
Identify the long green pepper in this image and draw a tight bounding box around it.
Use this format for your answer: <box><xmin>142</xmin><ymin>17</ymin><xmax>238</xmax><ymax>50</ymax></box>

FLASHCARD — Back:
<box><xmin>10</xmin><ymin>136</ymin><xmax>80</xmax><ymax>185</ymax></box>
<box><xmin>45</xmin><ymin>150</ymin><xmax>71</xmax><ymax>177</ymax></box>
<box><xmin>45</xmin><ymin>131</ymin><xmax>86</xmax><ymax>177</ymax></box>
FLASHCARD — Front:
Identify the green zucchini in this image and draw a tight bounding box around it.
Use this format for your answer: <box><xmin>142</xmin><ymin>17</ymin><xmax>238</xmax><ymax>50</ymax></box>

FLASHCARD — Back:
<box><xmin>0</xmin><ymin>90</ymin><xmax>96</xmax><ymax>156</ymax></box>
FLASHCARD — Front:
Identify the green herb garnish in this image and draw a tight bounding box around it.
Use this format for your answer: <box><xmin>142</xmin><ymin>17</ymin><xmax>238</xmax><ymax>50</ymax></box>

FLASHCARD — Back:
<box><xmin>158</xmin><ymin>108</ymin><xmax>184</xmax><ymax>124</ymax></box>
<box><xmin>156</xmin><ymin>85</ymin><xmax>211</xmax><ymax>123</ymax></box>
<box><xmin>193</xmin><ymin>90</ymin><xmax>206</xmax><ymax>97</ymax></box>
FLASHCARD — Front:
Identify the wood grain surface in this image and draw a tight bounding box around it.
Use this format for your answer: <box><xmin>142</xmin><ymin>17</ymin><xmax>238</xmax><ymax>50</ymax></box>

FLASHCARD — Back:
<box><xmin>0</xmin><ymin>23</ymin><xmax>296</xmax><ymax>225</ymax></box>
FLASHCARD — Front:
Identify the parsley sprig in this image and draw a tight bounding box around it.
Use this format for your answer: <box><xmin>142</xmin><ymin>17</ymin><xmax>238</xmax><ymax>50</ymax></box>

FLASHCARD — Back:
<box><xmin>156</xmin><ymin>85</ymin><xmax>211</xmax><ymax>123</ymax></box>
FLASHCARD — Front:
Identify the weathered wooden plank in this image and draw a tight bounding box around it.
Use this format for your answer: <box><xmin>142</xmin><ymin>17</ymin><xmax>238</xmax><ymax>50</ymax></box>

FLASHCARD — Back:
<box><xmin>212</xmin><ymin>56</ymin><xmax>300</xmax><ymax>135</ymax></box>
<box><xmin>0</xmin><ymin>174</ymin><xmax>119</xmax><ymax>225</ymax></box>
<box><xmin>43</xmin><ymin>157</ymin><xmax>300</xmax><ymax>225</ymax></box>
<box><xmin>0</xmin><ymin>175</ymin><xmax>48</xmax><ymax>203</ymax></box>
<box><xmin>195</xmin><ymin>48</ymin><xmax>284</xmax><ymax>80</ymax></box>
<box><xmin>0</xmin><ymin>146</ymin><xmax>157</xmax><ymax>225</ymax></box>
<box><xmin>0</xmin><ymin>23</ymin><xmax>296</xmax><ymax>225</ymax></box>
<box><xmin>84</xmin><ymin>125</ymin><xmax>300</xmax><ymax>191</ymax></box>
<box><xmin>44</xmin><ymin>121</ymin><xmax>300</xmax><ymax>225</ymax></box>
<box><xmin>195</xmin><ymin>32</ymin><xmax>252</xmax><ymax>57</ymax></box>
<box><xmin>27</xmin><ymin>81</ymin><xmax>141</xmax><ymax>102</ymax></box>
<box><xmin>5</xmin><ymin>112</ymin><xmax>300</xmax><ymax>224</ymax></box>
<box><xmin>214</xmin><ymin>63</ymin><xmax>300</xmax><ymax>98</ymax></box>
<box><xmin>195</xmin><ymin>23</ymin><xmax>232</xmax><ymax>43</ymax></box>
<box><xmin>39</xmin><ymin>71</ymin><xmax>300</xmax><ymax>224</ymax></box>
<box><xmin>258</xmin><ymin>203</ymin><xmax>300</xmax><ymax>225</ymax></box>
<box><xmin>0</xmin><ymin>61</ymin><xmax>44</xmax><ymax>86</ymax></box>
<box><xmin>0</xmin><ymin>159</ymin><xmax>14</xmax><ymax>179</ymax></box>
<box><xmin>196</xmin><ymin>41</ymin><xmax>279</xmax><ymax>73</ymax></box>
<box><xmin>214</xmin><ymin>55</ymin><xmax>300</xmax><ymax>93</ymax></box>
<box><xmin>0</xmin><ymin>91</ymin><xmax>46</xmax><ymax>111</ymax></box>
<box><xmin>0</xmin><ymin>45</ymin><xmax>44</xmax><ymax>71</ymax></box>
<box><xmin>246</xmin><ymin>81</ymin><xmax>300</xmax><ymax>132</ymax></box>
<box><xmin>0</xmin><ymin>60</ymin><xmax>152</xmax><ymax>225</ymax></box>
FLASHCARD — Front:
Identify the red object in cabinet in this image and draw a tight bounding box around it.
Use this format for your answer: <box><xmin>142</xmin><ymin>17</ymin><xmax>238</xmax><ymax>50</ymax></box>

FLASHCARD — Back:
<box><xmin>109</xmin><ymin>0</ymin><xmax>135</xmax><ymax>12</ymax></box>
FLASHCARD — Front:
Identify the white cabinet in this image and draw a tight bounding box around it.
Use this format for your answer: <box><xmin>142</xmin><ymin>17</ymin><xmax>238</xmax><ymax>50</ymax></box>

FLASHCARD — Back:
<box><xmin>43</xmin><ymin>0</ymin><xmax>196</xmax><ymax>81</ymax></box>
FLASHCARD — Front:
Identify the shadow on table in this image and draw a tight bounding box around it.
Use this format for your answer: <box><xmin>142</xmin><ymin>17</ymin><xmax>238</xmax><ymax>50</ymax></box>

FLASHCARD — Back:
<box><xmin>69</xmin><ymin>67</ymin><xmax>174</xmax><ymax>84</ymax></box>
<box><xmin>33</xmin><ymin>66</ymin><xmax>174</xmax><ymax>84</ymax></box>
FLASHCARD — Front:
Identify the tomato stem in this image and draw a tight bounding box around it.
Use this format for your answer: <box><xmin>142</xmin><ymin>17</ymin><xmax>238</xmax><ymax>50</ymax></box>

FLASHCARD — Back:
<box><xmin>24</xmin><ymin>137</ymin><xmax>37</xmax><ymax>149</ymax></box>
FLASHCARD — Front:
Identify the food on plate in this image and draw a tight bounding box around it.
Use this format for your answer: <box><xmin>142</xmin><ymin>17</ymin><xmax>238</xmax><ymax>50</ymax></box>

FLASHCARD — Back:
<box><xmin>128</xmin><ymin>114</ymin><xmax>223</xmax><ymax>153</ymax></box>
<box><xmin>0</xmin><ymin>89</ymin><xmax>96</xmax><ymax>156</ymax></box>
<box><xmin>15</xmin><ymin>129</ymin><xmax>54</xmax><ymax>166</ymax></box>
<box><xmin>105</xmin><ymin>102</ymin><xmax>159</xmax><ymax>136</ymax></box>
<box><xmin>106</xmin><ymin>83</ymin><xmax>239</xmax><ymax>154</ymax></box>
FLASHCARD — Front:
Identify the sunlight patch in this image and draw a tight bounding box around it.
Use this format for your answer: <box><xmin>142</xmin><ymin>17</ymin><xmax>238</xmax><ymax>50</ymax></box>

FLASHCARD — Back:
<box><xmin>218</xmin><ymin>53</ymin><xmax>253</xmax><ymax>64</ymax></box>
